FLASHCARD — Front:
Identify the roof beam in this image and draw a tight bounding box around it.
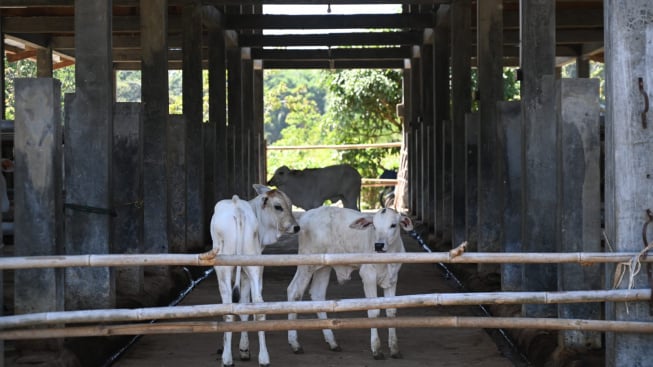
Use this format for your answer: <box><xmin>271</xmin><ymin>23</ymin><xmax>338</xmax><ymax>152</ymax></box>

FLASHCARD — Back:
<box><xmin>239</xmin><ymin>31</ymin><xmax>422</xmax><ymax>47</ymax></box>
<box><xmin>250</xmin><ymin>46</ymin><xmax>411</xmax><ymax>60</ymax></box>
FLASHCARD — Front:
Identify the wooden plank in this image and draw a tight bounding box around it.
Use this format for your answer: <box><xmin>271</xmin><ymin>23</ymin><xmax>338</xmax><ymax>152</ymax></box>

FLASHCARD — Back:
<box><xmin>251</xmin><ymin>47</ymin><xmax>411</xmax><ymax>61</ymax></box>
<box><xmin>239</xmin><ymin>31</ymin><xmax>422</xmax><ymax>47</ymax></box>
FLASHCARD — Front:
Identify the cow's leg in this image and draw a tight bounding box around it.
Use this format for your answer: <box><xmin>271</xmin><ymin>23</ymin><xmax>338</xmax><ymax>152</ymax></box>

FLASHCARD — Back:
<box><xmin>237</xmin><ymin>272</ymin><xmax>251</xmax><ymax>362</ymax></box>
<box><xmin>245</xmin><ymin>265</ymin><xmax>270</xmax><ymax>367</ymax></box>
<box><xmin>360</xmin><ymin>266</ymin><xmax>383</xmax><ymax>360</ymax></box>
<box><xmin>311</xmin><ymin>269</ymin><xmax>340</xmax><ymax>351</ymax></box>
<box><xmin>287</xmin><ymin>265</ymin><xmax>314</xmax><ymax>354</ymax></box>
<box><xmin>216</xmin><ymin>266</ymin><xmax>235</xmax><ymax>367</ymax></box>
<box><xmin>309</xmin><ymin>267</ymin><xmax>341</xmax><ymax>351</ymax></box>
<box><xmin>383</xmin><ymin>285</ymin><xmax>401</xmax><ymax>358</ymax></box>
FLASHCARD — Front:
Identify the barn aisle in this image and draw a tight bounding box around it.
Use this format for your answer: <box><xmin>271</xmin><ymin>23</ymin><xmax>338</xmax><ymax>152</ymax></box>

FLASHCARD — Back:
<box><xmin>113</xmin><ymin>232</ymin><xmax>518</xmax><ymax>367</ymax></box>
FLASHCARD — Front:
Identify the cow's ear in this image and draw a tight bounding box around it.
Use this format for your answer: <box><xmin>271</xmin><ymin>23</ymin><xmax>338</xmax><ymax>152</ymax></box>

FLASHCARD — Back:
<box><xmin>253</xmin><ymin>184</ymin><xmax>271</xmax><ymax>195</ymax></box>
<box><xmin>261</xmin><ymin>196</ymin><xmax>269</xmax><ymax>208</ymax></box>
<box><xmin>349</xmin><ymin>217</ymin><xmax>374</xmax><ymax>230</ymax></box>
<box><xmin>399</xmin><ymin>215</ymin><xmax>414</xmax><ymax>231</ymax></box>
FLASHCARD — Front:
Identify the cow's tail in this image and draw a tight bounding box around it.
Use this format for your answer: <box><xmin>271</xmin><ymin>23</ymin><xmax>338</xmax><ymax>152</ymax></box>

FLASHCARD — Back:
<box><xmin>232</xmin><ymin>195</ymin><xmax>242</xmax><ymax>303</ymax></box>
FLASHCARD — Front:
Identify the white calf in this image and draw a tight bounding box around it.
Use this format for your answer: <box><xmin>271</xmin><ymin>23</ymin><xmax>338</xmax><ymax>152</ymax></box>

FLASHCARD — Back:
<box><xmin>205</xmin><ymin>184</ymin><xmax>299</xmax><ymax>367</ymax></box>
<box><xmin>287</xmin><ymin>206</ymin><xmax>413</xmax><ymax>360</ymax></box>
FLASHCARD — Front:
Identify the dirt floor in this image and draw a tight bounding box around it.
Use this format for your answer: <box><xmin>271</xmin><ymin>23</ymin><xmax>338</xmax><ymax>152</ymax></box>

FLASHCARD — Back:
<box><xmin>109</xmin><ymin>232</ymin><xmax>523</xmax><ymax>367</ymax></box>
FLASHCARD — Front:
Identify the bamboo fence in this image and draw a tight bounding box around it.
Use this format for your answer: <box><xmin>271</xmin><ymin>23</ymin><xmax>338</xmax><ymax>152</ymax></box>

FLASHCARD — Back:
<box><xmin>0</xmin><ymin>289</ymin><xmax>649</xmax><ymax>330</ymax></box>
<box><xmin>3</xmin><ymin>316</ymin><xmax>653</xmax><ymax>340</ymax></box>
<box><xmin>0</xmin><ymin>250</ymin><xmax>651</xmax><ymax>270</ymax></box>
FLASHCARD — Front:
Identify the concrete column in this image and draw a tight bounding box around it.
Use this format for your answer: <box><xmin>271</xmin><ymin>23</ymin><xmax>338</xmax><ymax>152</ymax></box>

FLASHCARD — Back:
<box><xmin>253</xmin><ymin>65</ymin><xmax>264</xmax><ymax>184</ymax></box>
<box><xmin>409</xmin><ymin>51</ymin><xmax>421</xmax><ymax>216</ymax></box>
<box><xmin>208</xmin><ymin>27</ymin><xmax>227</xmax><ymax>201</ymax></box>
<box><xmin>227</xmin><ymin>45</ymin><xmax>241</xmax><ymax>196</ymax></box>
<box><xmin>520</xmin><ymin>0</ymin><xmax>557</xmax><ymax>318</ymax></box>
<box><xmin>434</xmin><ymin>21</ymin><xmax>450</xmax><ymax>238</ymax></box>
<box><xmin>465</xmin><ymin>113</ymin><xmax>479</xmax><ymax>246</ymax></box>
<box><xmin>112</xmin><ymin>103</ymin><xmax>144</xmax><ymax>298</ymax></box>
<box><xmin>576</xmin><ymin>57</ymin><xmax>590</xmax><ymax>78</ymax></box>
<box><xmin>14</xmin><ymin>78</ymin><xmax>63</xmax><ymax>351</ymax></box>
<box><xmin>450</xmin><ymin>0</ymin><xmax>471</xmax><ymax>249</ymax></box>
<box><xmin>556</xmin><ymin>78</ymin><xmax>602</xmax><ymax>352</ymax></box>
<box><xmin>604</xmin><ymin>2</ymin><xmax>653</xmax><ymax>366</ymax></box>
<box><xmin>65</xmin><ymin>1</ymin><xmax>114</xmax><ymax>310</ymax></box>
<box><xmin>141</xmin><ymin>0</ymin><xmax>169</xmax><ymax>262</ymax></box>
<box><xmin>421</xmin><ymin>43</ymin><xmax>434</xmax><ymax>224</ymax></box>
<box><xmin>497</xmin><ymin>101</ymin><xmax>522</xmax><ymax>291</ymax></box>
<box><xmin>167</xmin><ymin>115</ymin><xmax>186</xmax><ymax>254</ymax></box>
<box><xmin>477</xmin><ymin>0</ymin><xmax>503</xmax><ymax>272</ymax></box>
<box><xmin>182</xmin><ymin>3</ymin><xmax>204</xmax><ymax>252</ymax></box>
<box><xmin>36</xmin><ymin>47</ymin><xmax>53</xmax><ymax>78</ymax></box>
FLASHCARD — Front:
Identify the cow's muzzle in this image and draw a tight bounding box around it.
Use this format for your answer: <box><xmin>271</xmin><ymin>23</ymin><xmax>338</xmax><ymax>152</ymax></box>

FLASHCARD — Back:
<box><xmin>374</xmin><ymin>243</ymin><xmax>386</xmax><ymax>253</ymax></box>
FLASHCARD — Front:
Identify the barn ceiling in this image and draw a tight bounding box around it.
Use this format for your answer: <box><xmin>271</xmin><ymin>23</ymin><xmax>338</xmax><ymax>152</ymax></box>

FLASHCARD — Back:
<box><xmin>0</xmin><ymin>0</ymin><xmax>604</xmax><ymax>70</ymax></box>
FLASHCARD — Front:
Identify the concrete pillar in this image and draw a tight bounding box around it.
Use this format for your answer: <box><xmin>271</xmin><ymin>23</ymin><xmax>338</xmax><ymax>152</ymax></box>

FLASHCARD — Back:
<box><xmin>497</xmin><ymin>101</ymin><xmax>522</xmax><ymax>291</ymax></box>
<box><xmin>576</xmin><ymin>57</ymin><xmax>590</xmax><ymax>78</ymax></box>
<box><xmin>450</xmin><ymin>0</ymin><xmax>471</xmax><ymax>249</ymax></box>
<box><xmin>112</xmin><ymin>103</ymin><xmax>144</xmax><ymax>298</ymax></box>
<box><xmin>227</xmin><ymin>45</ymin><xmax>241</xmax><ymax>196</ymax></box>
<box><xmin>434</xmin><ymin>21</ymin><xmax>450</xmax><ymax>238</ymax></box>
<box><xmin>141</xmin><ymin>0</ymin><xmax>169</xmax><ymax>262</ymax></box>
<box><xmin>520</xmin><ymin>0</ymin><xmax>557</xmax><ymax>318</ymax></box>
<box><xmin>421</xmin><ymin>43</ymin><xmax>434</xmax><ymax>224</ymax></box>
<box><xmin>477</xmin><ymin>0</ymin><xmax>503</xmax><ymax>273</ymax></box>
<box><xmin>208</xmin><ymin>27</ymin><xmax>227</xmax><ymax>201</ymax></box>
<box><xmin>167</xmin><ymin>115</ymin><xmax>186</xmax><ymax>254</ymax></box>
<box><xmin>182</xmin><ymin>3</ymin><xmax>204</xmax><ymax>252</ymax></box>
<box><xmin>253</xmin><ymin>65</ymin><xmax>264</xmax><ymax>184</ymax></box>
<box><xmin>36</xmin><ymin>47</ymin><xmax>53</xmax><ymax>78</ymax></box>
<box><xmin>604</xmin><ymin>2</ymin><xmax>653</xmax><ymax>365</ymax></box>
<box><xmin>65</xmin><ymin>1</ymin><xmax>114</xmax><ymax>310</ymax></box>
<box><xmin>556</xmin><ymin>78</ymin><xmax>602</xmax><ymax>351</ymax></box>
<box><xmin>14</xmin><ymin>78</ymin><xmax>63</xmax><ymax>351</ymax></box>
<box><xmin>465</xmin><ymin>113</ymin><xmax>479</xmax><ymax>246</ymax></box>
<box><xmin>409</xmin><ymin>50</ymin><xmax>421</xmax><ymax>216</ymax></box>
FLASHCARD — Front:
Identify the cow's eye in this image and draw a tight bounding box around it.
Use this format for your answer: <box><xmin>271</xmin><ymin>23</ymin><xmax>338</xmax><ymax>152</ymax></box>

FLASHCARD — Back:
<box><xmin>274</xmin><ymin>204</ymin><xmax>283</xmax><ymax>211</ymax></box>
<box><xmin>390</xmin><ymin>224</ymin><xmax>397</xmax><ymax>228</ymax></box>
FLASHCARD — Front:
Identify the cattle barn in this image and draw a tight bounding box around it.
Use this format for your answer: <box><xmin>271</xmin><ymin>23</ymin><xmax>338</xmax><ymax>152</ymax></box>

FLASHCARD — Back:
<box><xmin>0</xmin><ymin>1</ymin><xmax>650</xmax><ymax>366</ymax></box>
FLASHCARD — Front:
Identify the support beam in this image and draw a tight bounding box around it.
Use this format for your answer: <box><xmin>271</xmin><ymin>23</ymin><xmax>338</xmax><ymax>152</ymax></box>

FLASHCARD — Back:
<box><xmin>519</xmin><ymin>0</ymin><xmax>557</xmax><ymax>318</ymax></box>
<box><xmin>604</xmin><ymin>2</ymin><xmax>653</xmax><ymax>366</ymax></box>
<box><xmin>64</xmin><ymin>0</ymin><xmax>114</xmax><ymax>311</ymax></box>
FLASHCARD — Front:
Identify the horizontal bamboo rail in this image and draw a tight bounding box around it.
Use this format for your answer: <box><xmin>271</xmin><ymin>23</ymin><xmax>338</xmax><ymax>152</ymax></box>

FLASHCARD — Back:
<box><xmin>0</xmin><ymin>251</ymin><xmax>650</xmax><ymax>270</ymax></box>
<box><xmin>2</xmin><ymin>316</ymin><xmax>653</xmax><ymax>340</ymax></box>
<box><xmin>1</xmin><ymin>289</ymin><xmax>648</xmax><ymax>330</ymax></box>
<box><xmin>266</xmin><ymin>142</ymin><xmax>401</xmax><ymax>151</ymax></box>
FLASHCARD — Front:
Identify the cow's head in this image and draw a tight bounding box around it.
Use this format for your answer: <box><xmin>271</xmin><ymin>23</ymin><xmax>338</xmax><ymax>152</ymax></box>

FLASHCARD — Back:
<box><xmin>349</xmin><ymin>208</ymin><xmax>413</xmax><ymax>253</ymax></box>
<box><xmin>267</xmin><ymin>165</ymin><xmax>290</xmax><ymax>187</ymax></box>
<box><xmin>253</xmin><ymin>184</ymin><xmax>300</xmax><ymax>245</ymax></box>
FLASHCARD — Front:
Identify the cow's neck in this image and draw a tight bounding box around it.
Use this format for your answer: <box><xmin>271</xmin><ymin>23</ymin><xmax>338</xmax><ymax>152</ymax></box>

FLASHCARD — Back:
<box><xmin>249</xmin><ymin>195</ymin><xmax>278</xmax><ymax>246</ymax></box>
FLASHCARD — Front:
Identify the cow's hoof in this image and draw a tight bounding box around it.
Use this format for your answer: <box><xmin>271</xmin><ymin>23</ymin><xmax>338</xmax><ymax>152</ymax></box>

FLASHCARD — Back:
<box><xmin>391</xmin><ymin>352</ymin><xmax>403</xmax><ymax>359</ymax></box>
<box><xmin>372</xmin><ymin>351</ymin><xmax>385</xmax><ymax>360</ymax></box>
<box><xmin>239</xmin><ymin>349</ymin><xmax>250</xmax><ymax>361</ymax></box>
<box><xmin>259</xmin><ymin>364</ymin><xmax>270</xmax><ymax>367</ymax></box>
<box><xmin>222</xmin><ymin>364</ymin><xmax>234</xmax><ymax>367</ymax></box>
<box><xmin>329</xmin><ymin>345</ymin><xmax>342</xmax><ymax>352</ymax></box>
<box><xmin>292</xmin><ymin>346</ymin><xmax>304</xmax><ymax>354</ymax></box>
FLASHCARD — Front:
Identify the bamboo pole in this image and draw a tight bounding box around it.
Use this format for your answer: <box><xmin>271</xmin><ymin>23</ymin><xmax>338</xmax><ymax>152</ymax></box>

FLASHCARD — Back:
<box><xmin>0</xmin><ymin>251</ymin><xmax>651</xmax><ymax>270</ymax></box>
<box><xmin>2</xmin><ymin>316</ymin><xmax>653</xmax><ymax>340</ymax></box>
<box><xmin>266</xmin><ymin>142</ymin><xmax>402</xmax><ymax>151</ymax></box>
<box><xmin>1</xmin><ymin>289</ymin><xmax>649</xmax><ymax>329</ymax></box>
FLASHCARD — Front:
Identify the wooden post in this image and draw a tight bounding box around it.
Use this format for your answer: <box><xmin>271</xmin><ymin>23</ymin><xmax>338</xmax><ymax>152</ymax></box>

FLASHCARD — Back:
<box><xmin>183</xmin><ymin>3</ymin><xmax>204</xmax><ymax>252</ymax></box>
<box><xmin>604</xmin><ymin>2</ymin><xmax>653</xmax><ymax>365</ymax></box>
<box><xmin>141</xmin><ymin>0</ymin><xmax>169</xmax><ymax>270</ymax></box>
<box><xmin>465</xmin><ymin>113</ymin><xmax>479</xmax><ymax>247</ymax></box>
<box><xmin>36</xmin><ymin>47</ymin><xmax>53</xmax><ymax>78</ymax></box>
<box><xmin>450</xmin><ymin>0</ymin><xmax>471</xmax><ymax>249</ymax></box>
<box><xmin>421</xmin><ymin>42</ymin><xmax>433</xmax><ymax>224</ymax></box>
<box><xmin>497</xmin><ymin>101</ymin><xmax>522</xmax><ymax>292</ymax></box>
<box><xmin>556</xmin><ymin>78</ymin><xmax>602</xmax><ymax>351</ymax></box>
<box><xmin>519</xmin><ymin>0</ymin><xmax>557</xmax><ymax>318</ymax></box>
<box><xmin>208</xmin><ymin>26</ymin><xmax>227</xmax><ymax>201</ymax></box>
<box><xmin>64</xmin><ymin>0</ymin><xmax>114</xmax><ymax>310</ymax></box>
<box><xmin>112</xmin><ymin>103</ymin><xmax>144</xmax><ymax>298</ymax></box>
<box><xmin>167</xmin><ymin>115</ymin><xmax>187</xmax><ymax>254</ymax></box>
<box><xmin>434</xmin><ymin>12</ymin><xmax>450</xmax><ymax>238</ymax></box>
<box><xmin>477</xmin><ymin>0</ymin><xmax>503</xmax><ymax>273</ymax></box>
<box><xmin>14</xmin><ymin>78</ymin><xmax>64</xmax><ymax>352</ymax></box>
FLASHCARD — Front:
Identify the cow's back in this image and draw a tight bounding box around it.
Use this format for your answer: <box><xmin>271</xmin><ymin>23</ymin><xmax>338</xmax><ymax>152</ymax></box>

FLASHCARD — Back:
<box><xmin>298</xmin><ymin>206</ymin><xmax>373</xmax><ymax>255</ymax></box>
<box><xmin>210</xmin><ymin>197</ymin><xmax>259</xmax><ymax>256</ymax></box>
